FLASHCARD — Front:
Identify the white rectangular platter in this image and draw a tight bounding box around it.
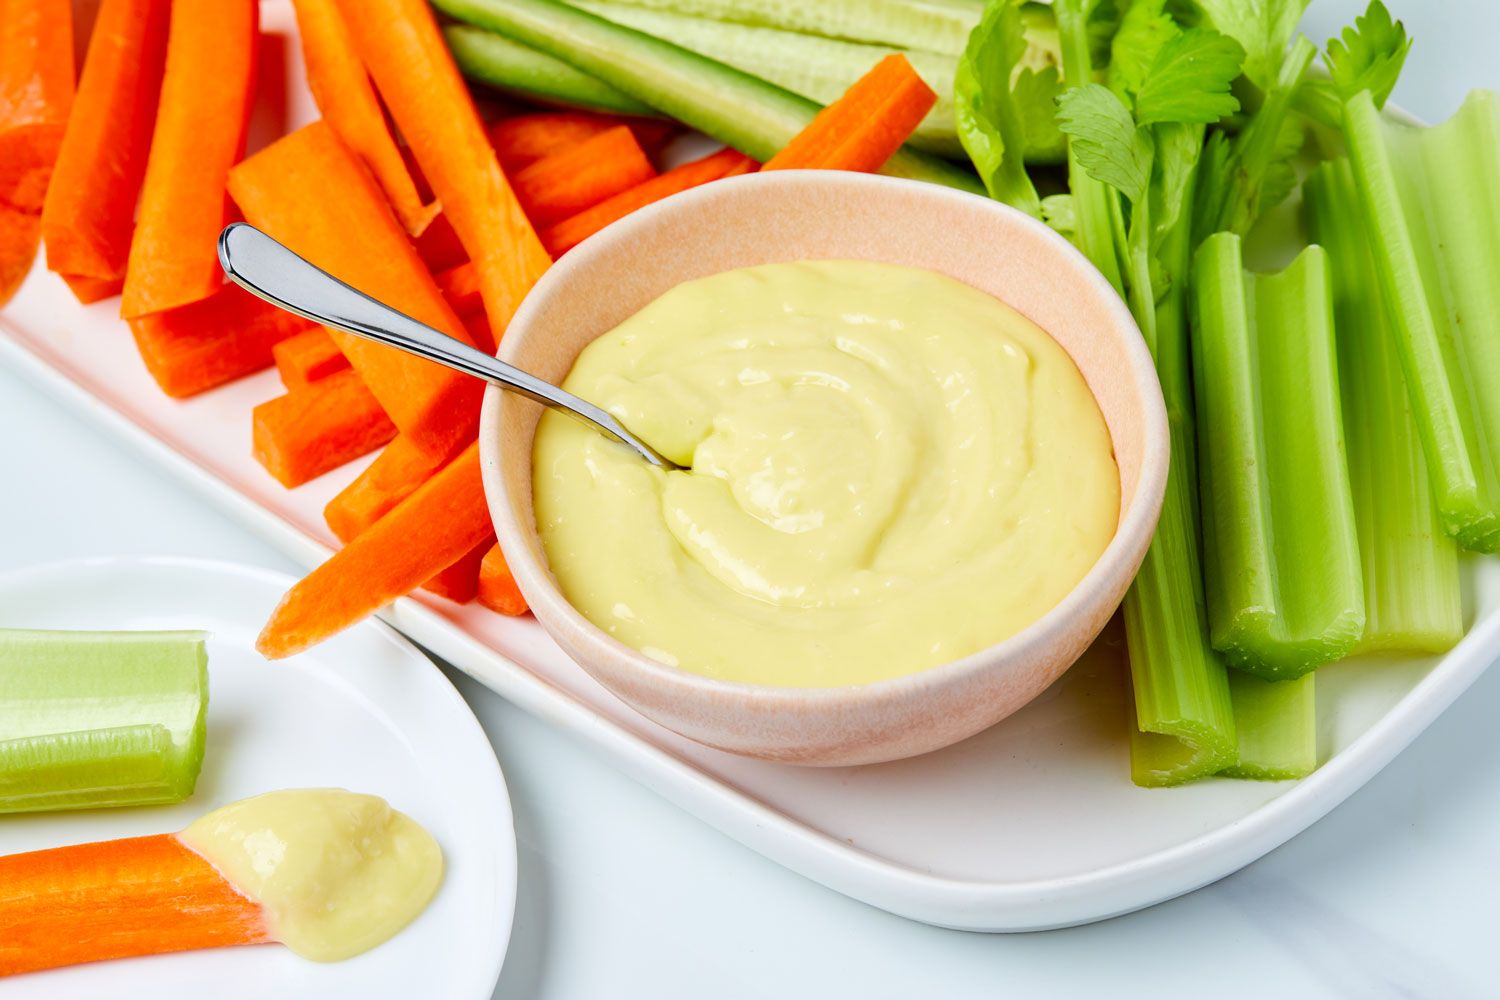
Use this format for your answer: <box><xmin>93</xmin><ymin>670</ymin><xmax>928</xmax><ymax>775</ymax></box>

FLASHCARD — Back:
<box><xmin>4</xmin><ymin>2</ymin><xmax>1496</xmax><ymax>931</ymax></box>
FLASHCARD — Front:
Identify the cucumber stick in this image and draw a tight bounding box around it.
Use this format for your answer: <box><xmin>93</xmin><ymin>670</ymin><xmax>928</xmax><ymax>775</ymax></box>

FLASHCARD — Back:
<box><xmin>1191</xmin><ymin>237</ymin><xmax>1364</xmax><ymax>679</ymax></box>
<box><xmin>1343</xmin><ymin>89</ymin><xmax>1500</xmax><ymax>553</ymax></box>
<box><xmin>571</xmin><ymin>0</ymin><xmax>964</xmax><ymax>157</ymax></box>
<box><xmin>0</xmin><ymin>628</ymin><xmax>208</xmax><ymax>813</ymax></box>
<box><xmin>431</xmin><ymin>0</ymin><xmax>983</xmax><ymax>193</ymax></box>
<box><xmin>570</xmin><ymin>0</ymin><xmax>985</xmax><ymax>57</ymax></box>
<box><xmin>444</xmin><ymin>25</ymin><xmax>658</xmax><ymax>117</ymax></box>
<box><xmin>1305</xmin><ymin>158</ymin><xmax>1462</xmax><ymax>654</ymax></box>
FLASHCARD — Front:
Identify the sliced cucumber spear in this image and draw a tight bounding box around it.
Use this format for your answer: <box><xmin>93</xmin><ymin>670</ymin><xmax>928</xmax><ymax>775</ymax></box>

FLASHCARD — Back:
<box><xmin>0</xmin><ymin>628</ymin><xmax>209</xmax><ymax>813</ymax></box>
<box><xmin>432</xmin><ymin>0</ymin><xmax>984</xmax><ymax>193</ymax></box>
<box><xmin>444</xmin><ymin>25</ymin><xmax>660</xmax><ymax>117</ymax></box>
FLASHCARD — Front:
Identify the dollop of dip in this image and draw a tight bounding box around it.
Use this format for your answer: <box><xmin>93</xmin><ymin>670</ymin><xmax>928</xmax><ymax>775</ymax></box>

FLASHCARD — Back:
<box><xmin>178</xmin><ymin>789</ymin><xmax>442</xmax><ymax>962</ymax></box>
<box><xmin>534</xmin><ymin>260</ymin><xmax>1119</xmax><ymax>687</ymax></box>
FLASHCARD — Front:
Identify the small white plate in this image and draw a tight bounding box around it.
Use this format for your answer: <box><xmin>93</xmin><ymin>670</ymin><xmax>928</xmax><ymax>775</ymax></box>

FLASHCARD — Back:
<box><xmin>0</xmin><ymin>556</ymin><xmax>514</xmax><ymax>998</ymax></box>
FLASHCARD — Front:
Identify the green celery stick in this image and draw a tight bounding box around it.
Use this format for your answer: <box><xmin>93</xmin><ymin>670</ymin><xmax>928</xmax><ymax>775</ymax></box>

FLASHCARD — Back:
<box><xmin>443</xmin><ymin>25</ymin><xmax>659</xmax><ymax>117</ymax></box>
<box><xmin>1305</xmin><ymin>159</ymin><xmax>1463</xmax><ymax>653</ymax></box>
<box><xmin>0</xmin><ymin>629</ymin><xmax>208</xmax><ymax>813</ymax></box>
<box><xmin>1342</xmin><ymin>89</ymin><xmax>1500</xmax><ymax>552</ymax></box>
<box><xmin>1190</xmin><ymin>236</ymin><xmax>1365</xmax><ymax>679</ymax></box>
<box><xmin>1219</xmin><ymin>671</ymin><xmax>1316</xmax><ymax>781</ymax></box>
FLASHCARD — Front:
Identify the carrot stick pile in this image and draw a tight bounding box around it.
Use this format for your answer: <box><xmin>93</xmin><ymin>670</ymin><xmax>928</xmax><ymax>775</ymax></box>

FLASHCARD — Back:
<box><xmin>2</xmin><ymin>2</ymin><xmax>936</xmax><ymax>656</ymax></box>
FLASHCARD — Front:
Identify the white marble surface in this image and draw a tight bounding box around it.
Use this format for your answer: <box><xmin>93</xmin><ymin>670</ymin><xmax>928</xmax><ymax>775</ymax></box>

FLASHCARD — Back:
<box><xmin>2</xmin><ymin>3</ymin><xmax>1497</xmax><ymax>996</ymax></box>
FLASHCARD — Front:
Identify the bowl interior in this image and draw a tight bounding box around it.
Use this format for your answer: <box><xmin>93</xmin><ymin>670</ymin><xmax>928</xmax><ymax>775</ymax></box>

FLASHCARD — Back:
<box><xmin>488</xmin><ymin>171</ymin><xmax>1162</xmax><ymax>672</ymax></box>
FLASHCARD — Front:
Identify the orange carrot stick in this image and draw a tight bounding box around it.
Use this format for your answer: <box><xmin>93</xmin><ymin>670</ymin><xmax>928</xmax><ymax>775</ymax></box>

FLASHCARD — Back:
<box><xmin>762</xmin><ymin>54</ymin><xmax>936</xmax><ymax>173</ymax></box>
<box><xmin>120</xmin><ymin>0</ymin><xmax>257</xmax><ymax>319</ymax></box>
<box><xmin>435</xmin><ymin>260</ymin><xmax>482</xmax><ymax>317</ymax></box>
<box><xmin>128</xmin><ymin>283</ymin><xmax>316</xmax><ymax>398</ymax></box>
<box><xmin>41</xmin><ymin>0</ymin><xmax>170</xmax><ymax>293</ymax></box>
<box><xmin>228</xmin><ymin>121</ymin><xmax>483</xmax><ymax>460</ymax></box>
<box><xmin>259</xmin><ymin>441</ymin><xmax>491</xmax><ymax>658</ymax></box>
<box><xmin>60</xmin><ymin>272</ymin><xmax>125</xmax><ymax>303</ymax></box>
<box><xmin>477</xmin><ymin>543</ymin><xmax>528</xmax><ymax>617</ymax></box>
<box><xmin>422</xmin><ymin>536</ymin><xmax>493</xmax><ymax>603</ymax></box>
<box><xmin>0</xmin><ymin>0</ymin><xmax>74</xmax><ymax>305</ymax></box>
<box><xmin>413</xmin><ymin>211</ymin><xmax>469</xmax><ymax>273</ymax></box>
<box><xmin>323</xmin><ymin>433</ymin><xmax>445</xmax><ymax>543</ymax></box>
<box><xmin>273</xmin><ymin>327</ymin><xmax>351</xmax><ymax>390</ymax></box>
<box><xmin>252</xmin><ymin>369</ymin><xmax>397</xmax><ymax>488</ymax></box>
<box><xmin>335</xmin><ymin>0</ymin><xmax>551</xmax><ymax>342</ymax></box>
<box><xmin>541</xmin><ymin>147</ymin><xmax>756</xmax><ymax>256</ymax></box>
<box><xmin>290</xmin><ymin>0</ymin><xmax>437</xmax><ymax>236</ymax></box>
<box><xmin>0</xmin><ymin>833</ymin><xmax>271</xmax><ymax>977</ymax></box>
<box><xmin>487</xmin><ymin>111</ymin><xmax>674</xmax><ymax>172</ymax></box>
<box><xmin>511</xmin><ymin>125</ymin><xmax>656</xmax><ymax>228</ymax></box>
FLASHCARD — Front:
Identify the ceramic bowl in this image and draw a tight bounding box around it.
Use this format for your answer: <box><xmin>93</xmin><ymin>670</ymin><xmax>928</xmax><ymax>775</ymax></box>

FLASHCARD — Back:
<box><xmin>480</xmin><ymin>170</ymin><xmax>1167</xmax><ymax>766</ymax></box>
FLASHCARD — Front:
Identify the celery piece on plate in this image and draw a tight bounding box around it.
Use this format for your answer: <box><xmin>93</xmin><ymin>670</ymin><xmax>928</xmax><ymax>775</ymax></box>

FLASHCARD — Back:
<box><xmin>1305</xmin><ymin>158</ymin><xmax>1463</xmax><ymax>653</ymax></box>
<box><xmin>1219</xmin><ymin>671</ymin><xmax>1316</xmax><ymax>781</ymax></box>
<box><xmin>432</xmin><ymin>0</ymin><xmax>984</xmax><ymax>193</ymax></box>
<box><xmin>1341</xmin><ymin>88</ymin><xmax>1500</xmax><ymax>552</ymax></box>
<box><xmin>1190</xmin><ymin>235</ymin><xmax>1365</xmax><ymax>679</ymax></box>
<box><xmin>0</xmin><ymin>628</ymin><xmax>208</xmax><ymax>813</ymax></box>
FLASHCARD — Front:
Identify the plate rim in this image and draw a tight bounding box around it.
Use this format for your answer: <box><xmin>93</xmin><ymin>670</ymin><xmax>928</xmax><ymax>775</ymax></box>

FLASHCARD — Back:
<box><xmin>0</xmin><ymin>553</ymin><xmax>517</xmax><ymax>992</ymax></box>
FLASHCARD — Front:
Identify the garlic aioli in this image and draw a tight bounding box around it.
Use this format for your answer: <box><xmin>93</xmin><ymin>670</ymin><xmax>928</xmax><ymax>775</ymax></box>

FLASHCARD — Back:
<box><xmin>179</xmin><ymin>789</ymin><xmax>442</xmax><ymax>962</ymax></box>
<box><xmin>533</xmin><ymin>260</ymin><xmax>1119</xmax><ymax>687</ymax></box>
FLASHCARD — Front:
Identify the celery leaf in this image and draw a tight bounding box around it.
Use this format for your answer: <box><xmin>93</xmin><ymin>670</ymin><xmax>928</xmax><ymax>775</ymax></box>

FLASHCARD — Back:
<box><xmin>1325</xmin><ymin>0</ymin><xmax>1411</xmax><ymax>109</ymax></box>
<box><xmin>1134</xmin><ymin>28</ymin><xmax>1245</xmax><ymax>126</ymax></box>
<box><xmin>955</xmin><ymin>0</ymin><xmax>1044</xmax><ymax>216</ymax></box>
<box><xmin>1108</xmin><ymin>0</ymin><xmax>1180</xmax><ymax>102</ymax></box>
<box><xmin>1193</xmin><ymin>0</ymin><xmax>1310</xmax><ymax>91</ymax></box>
<box><xmin>1056</xmin><ymin>83</ymin><xmax>1152</xmax><ymax>204</ymax></box>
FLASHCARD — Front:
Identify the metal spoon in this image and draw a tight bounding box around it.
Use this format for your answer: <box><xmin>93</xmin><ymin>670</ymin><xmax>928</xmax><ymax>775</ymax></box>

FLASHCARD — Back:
<box><xmin>216</xmin><ymin>222</ymin><xmax>680</xmax><ymax>470</ymax></box>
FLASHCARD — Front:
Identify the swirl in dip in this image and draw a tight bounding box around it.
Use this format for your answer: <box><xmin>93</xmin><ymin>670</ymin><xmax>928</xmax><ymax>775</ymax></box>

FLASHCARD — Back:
<box><xmin>533</xmin><ymin>260</ymin><xmax>1119</xmax><ymax>687</ymax></box>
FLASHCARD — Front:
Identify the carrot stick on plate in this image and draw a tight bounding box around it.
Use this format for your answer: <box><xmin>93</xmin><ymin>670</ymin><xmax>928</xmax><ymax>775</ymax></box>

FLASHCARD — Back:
<box><xmin>272</xmin><ymin>327</ymin><xmax>351</xmax><ymax>390</ymax></box>
<box><xmin>510</xmin><ymin>124</ymin><xmax>656</xmax><ymax>228</ymax></box>
<box><xmin>0</xmin><ymin>834</ymin><xmax>272</xmax><ymax>977</ymax></box>
<box><xmin>259</xmin><ymin>441</ymin><xmax>492</xmax><ymax>658</ymax></box>
<box><xmin>252</xmin><ymin>368</ymin><xmax>397</xmax><ymax>488</ymax></box>
<box><xmin>477</xmin><ymin>543</ymin><xmax>528</xmax><ymax>617</ymax></box>
<box><xmin>41</xmin><ymin>0</ymin><xmax>170</xmax><ymax>300</ymax></box>
<box><xmin>541</xmin><ymin>146</ymin><xmax>756</xmax><ymax>256</ymax></box>
<box><xmin>487</xmin><ymin>111</ymin><xmax>674</xmax><ymax>172</ymax></box>
<box><xmin>120</xmin><ymin>0</ymin><xmax>257</xmax><ymax>319</ymax></box>
<box><xmin>435</xmin><ymin>260</ymin><xmax>483</xmax><ymax>317</ymax></box>
<box><xmin>0</xmin><ymin>0</ymin><xmax>74</xmax><ymax>305</ymax></box>
<box><xmin>335</xmin><ymin>0</ymin><xmax>551</xmax><ymax>342</ymax></box>
<box><xmin>228</xmin><ymin>121</ymin><xmax>483</xmax><ymax>461</ymax></box>
<box><xmin>762</xmin><ymin>54</ymin><xmax>937</xmax><ymax>173</ymax></box>
<box><xmin>290</xmin><ymin>0</ymin><xmax>438</xmax><ymax>236</ymax></box>
<box><xmin>422</xmin><ymin>537</ymin><xmax>494</xmax><ymax>604</ymax></box>
<box><xmin>324</xmin><ymin>434</ymin><xmax>447</xmax><ymax>544</ymax></box>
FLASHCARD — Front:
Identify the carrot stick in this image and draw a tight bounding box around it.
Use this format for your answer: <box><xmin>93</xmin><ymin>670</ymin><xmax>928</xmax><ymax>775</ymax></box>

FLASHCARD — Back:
<box><xmin>128</xmin><ymin>283</ymin><xmax>316</xmax><ymax>398</ymax></box>
<box><xmin>228</xmin><ymin>122</ymin><xmax>483</xmax><ymax>460</ymax></box>
<box><xmin>41</xmin><ymin>0</ymin><xmax>170</xmax><ymax>293</ymax></box>
<box><xmin>258</xmin><ymin>441</ymin><xmax>491</xmax><ymax>658</ymax></box>
<box><xmin>0</xmin><ymin>0</ymin><xmax>74</xmax><ymax>212</ymax></box>
<box><xmin>762</xmin><ymin>54</ymin><xmax>936</xmax><ymax>173</ymax></box>
<box><xmin>541</xmin><ymin>147</ymin><xmax>755</xmax><ymax>256</ymax></box>
<box><xmin>487</xmin><ymin>111</ymin><xmax>673</xmax><ymax>172</ymax></box>
<box><xmin>60</xmin><ymin>272</ymin><xmax>125</xmax><ymax>303</ymax></box>
<box><xmin>0</xmin><ymin>833</ymin><xmax>271</xmax><ymax>977</ymax></box>
<box><xmin>422</xmin><ymin>536</ymin><xmax>493</xmax><ymax>603</ymax></box>
<box><xmin>273</xmin><ymin>327</ymin><xmax>351</xmax><ymax>390</ymax></box>
<box><xmin>435</xmin><ymin>260</ymin><xmax>482</xmax><ymax>317</ymax></box>
<box><xmin>477</xmin><ymin>543</ymin><xmax>528</xmax><ymax>617</ymax></box>
<box><xmin>413</xmin><ymin>212</ymin><xmax>468</xmax><ymax>273</ymax></box>
<box><xmin>0</xmin><ymin>0</ymin><xmax>74</xmax><ymax>305</ymax></box>
<box><xmin>290</xmin><ymin>0</ymin><xmax>438</xmax><ymax>236</ymax></box>
<box><xmin>120</xmin><ymin>0</ymin><xmax>257</xmax><ymax>319</ymax></box>
<box><xmin>324</xmin><ymin>434</ymin><xmax>445</xmax><ymax>543</ymax></box>
<box><xmin>511</xmin><ymin>125</ymin><xmax>656</xmax><ymax>228</ymax></box>
<box><xmin>252</xmin><ymin>369</ymin><xmax>397</xmax><ymax>488</ymax></box>
<box><xmin>335</xmin><ymin>0</ymin><xmax>551</xmax><ymax>342</ymax></box>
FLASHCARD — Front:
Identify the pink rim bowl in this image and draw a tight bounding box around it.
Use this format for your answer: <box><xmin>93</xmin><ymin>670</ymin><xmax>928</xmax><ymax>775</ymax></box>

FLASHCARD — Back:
<box><xmin>480</xmin><ymin>170</ymin><xmax>1169</xmax><ymax>767</ymax></box>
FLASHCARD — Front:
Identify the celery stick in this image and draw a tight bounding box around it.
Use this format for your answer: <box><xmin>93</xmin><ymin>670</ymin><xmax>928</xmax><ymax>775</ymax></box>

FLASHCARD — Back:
<box><xmin>1053</xmin><ymin>0</ymin><xmax>1124</xmax><ymax>292</ymax></box>
<box><xmin>1190</xmin><ymin>236</ymin><xmax>1364</xmax><ymax>679</ymax></box>
<box><xmin>1219</xmin><ymin>671</ymin><xmax>1316</xmax><ymax>781</ymax></box>
<box><xmin>1342</xmin><ymin>89</ymin><xmax>1500</xmax><ymax>552</ymax></box>
<box><xmin>0</xmin><ymin>629</ymin><xmax>208</xmax><ymax>813</ymax></box>
<box><xmin>566</xmin><ymin>0</ymin><xmax>984</xmax><ymax>57</ymax></box>
<box><xmin>432</xmin><ymin>0</ymin><xmax>984</xmax><ymax>193</ymax></box>
<box><xmin>570</xmin><ymin>0</ymin><xmax>964</xmax><ymax>156</ymax></box>
<box><xmin>1305</xmin><ymin>159</ymin><xmax>1463</xmax><ymax>653</ymax></box>
<box><xmin>443</xmin><ymin>25</ymin><xmax>659</xmax><ymax>117</ymax></box>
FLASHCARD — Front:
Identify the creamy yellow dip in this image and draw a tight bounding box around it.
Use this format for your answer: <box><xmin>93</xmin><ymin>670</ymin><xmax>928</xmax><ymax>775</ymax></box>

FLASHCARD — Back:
<box><xmin>179</xmin><ymin>789</ymin><xmax>442</xmax><ymax>962</ymax></box>
<box><xmin>534</xmin><ymin>260</ymin><xmax>1119</xmax><ymax>687</ymax></box>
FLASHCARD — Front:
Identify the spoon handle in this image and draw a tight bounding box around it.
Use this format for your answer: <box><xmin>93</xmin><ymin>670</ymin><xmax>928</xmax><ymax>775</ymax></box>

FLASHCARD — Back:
<box><xmin>216</xmin><ymin>223</ymin><xmax>677</xmax><ymax>469</ymax></box>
